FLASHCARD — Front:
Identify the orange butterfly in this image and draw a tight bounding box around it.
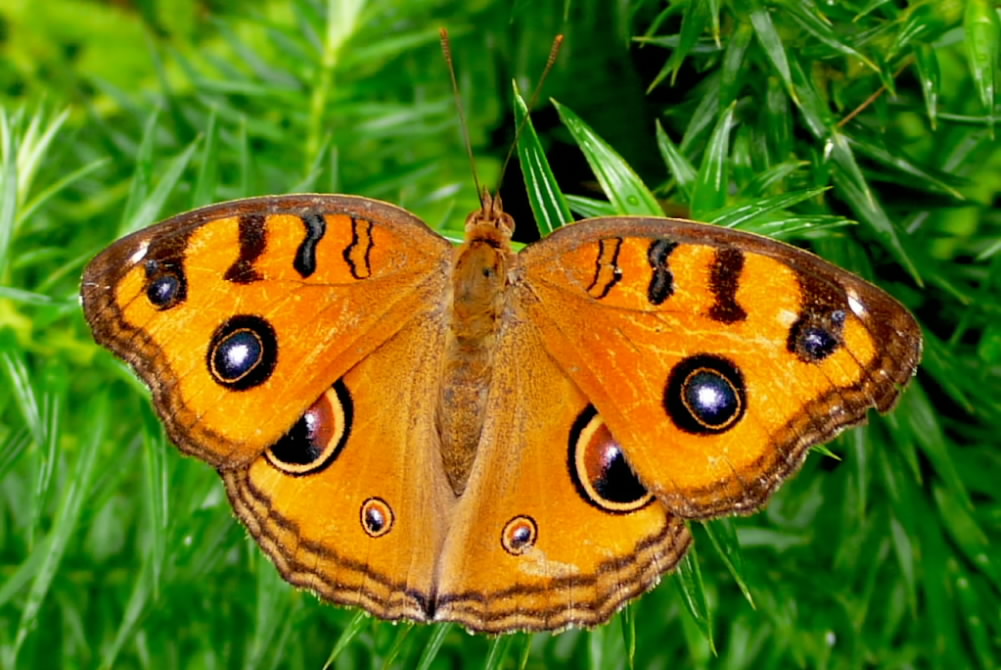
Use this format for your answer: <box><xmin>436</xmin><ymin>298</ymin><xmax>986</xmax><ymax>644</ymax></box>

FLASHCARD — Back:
<box><xmin>81</xmin><ymin>179</ymin><xmax>921</xmax><ymax>632</ymax></box>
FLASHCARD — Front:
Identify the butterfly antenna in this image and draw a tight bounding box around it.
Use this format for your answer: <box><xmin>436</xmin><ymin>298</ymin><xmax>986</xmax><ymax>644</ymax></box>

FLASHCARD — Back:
<box><xmin>440</xmin><ymin>28</ymin><xmax>484</xmax><ymax>207</ymax></box>
<box><xmin>497</xmin><ymin>34</ymin><xmax>565</xmax><ymax>185</ymax></box>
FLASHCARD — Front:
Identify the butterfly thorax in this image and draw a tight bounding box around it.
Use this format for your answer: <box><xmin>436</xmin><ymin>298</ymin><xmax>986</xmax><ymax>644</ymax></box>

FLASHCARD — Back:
<box><xmin>437</xmin><ymin>194</ymin><xmax>516</xmax><ymax>496</ymax></box>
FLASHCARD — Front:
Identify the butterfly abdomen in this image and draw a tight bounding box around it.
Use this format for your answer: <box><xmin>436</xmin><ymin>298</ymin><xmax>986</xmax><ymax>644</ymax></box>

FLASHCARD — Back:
<box><xmin>436</xmin><ymin>200</ymin><xmax>518</xmax><ymax>496</ymax></box>
<box><xmin>437</xmin><ymin>242</ymin><xmax>512</xmax><ymax>495</ymax></box>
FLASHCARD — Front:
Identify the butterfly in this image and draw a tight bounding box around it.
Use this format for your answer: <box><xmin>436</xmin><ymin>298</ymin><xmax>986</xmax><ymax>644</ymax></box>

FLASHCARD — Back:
<box><xmin>80</xmin><ymin>184</ymin><xmax>921</xmax><ymax>633</ymax></box>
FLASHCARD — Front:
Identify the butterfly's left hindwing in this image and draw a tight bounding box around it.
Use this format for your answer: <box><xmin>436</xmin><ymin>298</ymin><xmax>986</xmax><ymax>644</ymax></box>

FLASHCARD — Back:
<box><xmin>515</xmin><ymin>217</ymin><xmax>922</xmax><ymax>518</ymax></box>
<box><xmin>222</xmin><ymin>309</ymin><xmax>453</xmax><ymax>623</ymax></box>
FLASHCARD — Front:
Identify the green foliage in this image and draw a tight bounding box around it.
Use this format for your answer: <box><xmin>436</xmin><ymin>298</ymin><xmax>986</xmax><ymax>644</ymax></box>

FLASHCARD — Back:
<box><xmin>1</xmin><ymin>0</ymin><xmax>998</xmax><ymax>668</ymax></box>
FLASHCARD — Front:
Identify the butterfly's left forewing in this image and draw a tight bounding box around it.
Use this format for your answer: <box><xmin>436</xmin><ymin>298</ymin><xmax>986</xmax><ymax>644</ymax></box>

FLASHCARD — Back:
<box><xmin>82</xmin><ymin>195</ymin><xmax>453</xmax><ymax>467</ymax></box>
<box><xmin>514</xmin><ymin>217</ymin><xmax>921</xmax><ymax>518</ymax></box>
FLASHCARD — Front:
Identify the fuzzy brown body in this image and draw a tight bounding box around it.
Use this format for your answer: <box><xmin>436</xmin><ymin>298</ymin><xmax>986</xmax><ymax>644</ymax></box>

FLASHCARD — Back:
<box><xmin>80</xmin><ymin>193</ymin><xmax>921</xmax><ymax>634</ymax></box>
<box><xmin>437</xmin><ymin>198</ymin><xmax>517</xmax><ymax>494</ymax></box>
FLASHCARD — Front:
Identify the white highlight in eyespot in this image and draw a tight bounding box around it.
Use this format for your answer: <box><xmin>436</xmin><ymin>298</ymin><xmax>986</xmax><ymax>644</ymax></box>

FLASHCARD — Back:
<box><xmin>697</xmin><ymin>386</ymin><xmax>724</xmax><ymax>410</ymax></box>
<box><xmin>225</xmin><ymin>343</ymin><xmax>252</xmax><ymax>368</ymax></box>
<box><xmin>129</xmin><ymin>240</ymin><xmax>149</xmax><ymax>265</ymax></box>
<box><xmin>847</xmin><ymin>291</ymin><xmax>865</xmax><ymax>317</ymax></box>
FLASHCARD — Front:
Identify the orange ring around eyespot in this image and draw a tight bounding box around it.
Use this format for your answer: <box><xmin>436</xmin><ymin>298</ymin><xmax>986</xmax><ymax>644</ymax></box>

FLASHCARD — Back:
<box><xmin>568</xmin><ymin>406</ymin><xmax>653</xmax><ymax>514</ymax></box>
<box><xmin>265</xmin><ymin>379</ymin><xmax>351</xmax><ymax>476</ymax></box>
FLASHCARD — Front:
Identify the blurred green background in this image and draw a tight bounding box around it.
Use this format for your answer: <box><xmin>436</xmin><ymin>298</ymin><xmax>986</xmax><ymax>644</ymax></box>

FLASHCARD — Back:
<box><xmin>0</xmin><ymin>0</ymin><xmax>999</xmax><ymax>668</ymax></box>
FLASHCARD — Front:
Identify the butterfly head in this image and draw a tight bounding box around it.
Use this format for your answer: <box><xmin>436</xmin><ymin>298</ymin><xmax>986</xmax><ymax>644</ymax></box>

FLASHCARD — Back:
<box><xmin>463</xmin><ymin>190</ymin><xmax>515</xmax><ymax>248</ymax></box>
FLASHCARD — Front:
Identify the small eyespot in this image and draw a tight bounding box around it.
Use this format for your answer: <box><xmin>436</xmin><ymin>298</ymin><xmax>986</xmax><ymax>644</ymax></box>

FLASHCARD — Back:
<box><xmin>664</xmin><ymin>355</ymin><xmax>746</xmax><ymax>434</ymax></box>
<box><xmin>206</xmin><ymin>315</ymin><xmax>277</xmax><ymax>390</ymax></box>
<box><xmin>146</xmin><ymin>275</ymin><xmax>181</xmax><ymax>308</ymax></box>
<box><xmin>568</xmin><ymin>406</ymin><xmax>652</xmax><ymax>513</ymax></box>
<box><xmin>360</xmin><ymin>497</ymin><xmax>394</xmax><ymax>538</ymax></box>
<box><xmin>787</xmin><ymin>307</ymin><xmax>846</xmax><ymax>363</ymax></box>
<box><xmin>501</xmin><ymin>515</ymin><xmax>538</xmax><ymax>556</ymax></box>
<box><xmin>144</xmin><ymin>258</ymin><xmax>186</xmax><ymax>310</ymax></box>
<box><xmin>800</xmin><ymin>326</ymin><xmax>839</xmax><ymax>360</ymax></box>
<box><xmin>266</xmin><ymin>379</ymin><xmax>353</xmax><ymax>476</ymax></box>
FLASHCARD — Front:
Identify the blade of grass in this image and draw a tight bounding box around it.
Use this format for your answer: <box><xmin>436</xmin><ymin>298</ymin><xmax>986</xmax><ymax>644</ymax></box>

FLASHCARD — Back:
<box><xmin>28</xmin><ymin>392</ymin><xmax>61</xmax><ymax>547</ymax></box>
<box><xmin>554</xmin><ymin>101</ymin><xmax>661</xmax><ymax>216</ymax></box>
<box><xmin>933</xmin><ymin>486</ymin><xmax>998</xmax><ymax>591</ymax></box>
<box><xmin>749</xmin><ymin>0</ymin><xmax>797</xmax><ymax>103</ymax></box>
<box><xmin>414</xmin><ymin>623</ymin><xmax>449</xmax><ymax>670</ymax></box>
<box><xmin>0</xmin><ymin>348</ymin><xmax>44</xmax><ymax>448</ymax></box>
<box><xmin>845</xmin><ymin>135</ymin><xmax>963</xmax><ymax>199</ymax></box>
<box><xmin>191</xmin><ymin>106</ymin><xmax>219</xmax><ymax>208</ymax></box>
<box><xmin>514</xmin><ymin>86</ymin><xmax>572</xmax><ymax>236</ymax></box>
<box><xmin>142</xmin><ymin>422</ymin><xmax>168</xmax><ymax>595</ymax></box>
<box><xmin>902</xmin><ymin>386</ymin><xmax>972</xmax><ymax>511</ymax></box>
<box><xmin>674</xmin><ymin>541</ymin><xmax>715</xmax><ymax>654</ymax></box>
<box><xmin>705</xmin><ymin>186</ymin><xmax>831</xmax><ymax>228</ymax></box>
<box><xmin>99</xmin><ymin>555</ymin><xmax>154</xmax><ymax>670</ymax></box>
<box><xmin>381</xmin><ymin>623</ymin><xmax>417</xmax><ymax>669</ymax></box>
<box><xmin>691</xmin><ymin>103</ymin><xmax>735</xmax><ymax>217</ymax></box>
<box><xmin>307</xmin><ymin>0</ymin><xmax>364</xmax><ymax>164</ymax></box>
<box><xmin>703</xmin><ymin>519</ymin><xmax>754</xmax><ymax>608</ymax></box>
<box><xmin>788</xmin><ymin>59</ymin><xmax>922</xmax><ymax>281</ymax></box>
<box><xmin>566</xmin><ymin>195</ymin><xmax>617</xmax><ymax>219</ymax></box>
<box><xmin>15</xmin><ymin>158</ymin><xmax>110</xmax><ymax>228</ymax></box>
<box><xmin>655</xmin><ymin>120</ymin><xmax>696</xmax><ymax>199</ymax></box>
<box><xmin>15</xmin><ymin>109</ymin><xmax>70</xmax><ymax>203</ymax></box>
<box><xmin>784</xmin><ymin>2</ymin><xmax>877</xmax><ymax>72</ymax></box>
<box><xmin>321</xmin><ymin>610</ymin><xmax>370</xmax><ymax>669</ymax></box>
<box><xmin>118</xmin><ymin>109</ymin><xmax>159</xmax><ymax>236</ymax></box>
<box><xmin>953</xmin><ymin>558</ymin><xmax>995</xmax><ymax>669</ymax></box>
<box><xmin>914</xmin><ymin>45</ymin><xmax>941</xmax><ymax>128</ymax></box>
<box><xmin>484</xmin><ymin>635</ymin><xmax>514</xmax><ymax>670</ymax></box>
<box><xmin>248</xmin><ymin>567</ymin><xmax>297</xmax><ymax>670</ymax></box>
<box><xmin>742</xmin><ymin>160</ymin><xmax>808</xmax><ymax>196</ymax></box>
<box><xmin>0</xmin><ymin>111</ymin><xmax>18</xmax><ymax>279</ymax></box>
<box><xmin>719</xmin><ymin>20</ymin><xmax>753</xmax><ymax>107</ymax></box>
<box><xmin>12</xmin><ymin>393</ymin><xmax>107</xmax><ymax>663</ymax></box>
<box><xmin>619</xmin><ymin>604</ymin><xmax>636</xmax><ymax>670</ymax></box>
<box><xmin>121</xmin><ymin>137</ymin><xmax>200</xmax><ymax>235</ymax></box>
<box><xmin>963</xmin><ymin>0</ymin><xmax>1000</xmax><ymax>122</ymax></box>
<box><xmin>652</xmin><ymin>0</ymin><xmax>710</xmax><ymax>90</ymax></box>
<box><xmin>0</xmin><ymin>427</ymin><xmax>31</xmax><ymax>483</ymax></box>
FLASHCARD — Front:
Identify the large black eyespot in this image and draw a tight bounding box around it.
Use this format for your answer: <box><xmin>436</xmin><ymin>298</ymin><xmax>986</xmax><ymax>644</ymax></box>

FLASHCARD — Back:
<box><xmin>266</xmin><ymin>379</ymin><xmax>353</xmax><ymax>476</ymax></box>
<box><xmin>665</xmin><ymin>355</ymin><xmax>746</xmax><ymax>434</ymax></box>
<box><xmin>568</xmin><ymin>406</ymin><xmax>653</xmax><ymax>513</ymax></box>
<box><xmin>144</xmin><ymin>259</ymin><xmax>187</xmax><ymax>310</ymax></box>
<box><xmin>206</xmin><ymin>315</ymin><xmax>277</xmax><ymax>390</ymax></box>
